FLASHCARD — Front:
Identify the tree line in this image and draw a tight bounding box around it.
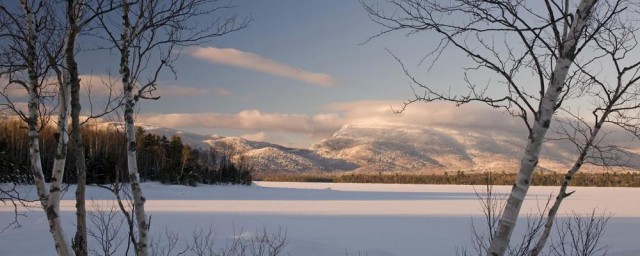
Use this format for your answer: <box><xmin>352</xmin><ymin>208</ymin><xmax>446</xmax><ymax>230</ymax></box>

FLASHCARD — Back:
<box><xmin>259</xmin><ymin>171</ymin><xmax>640</xmax><ymax>187</ymax></box>
<box><xmin>0</xmin><ymin>118</ymin><xmax>252</xmax><ymax>186</ymax></box>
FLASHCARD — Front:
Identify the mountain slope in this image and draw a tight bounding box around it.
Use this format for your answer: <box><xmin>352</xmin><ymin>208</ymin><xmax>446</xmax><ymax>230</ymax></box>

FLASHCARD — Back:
<box><xmin>312</xmin><ymin>124</ymin><xmax>640</xmax><ymax>173</ymax></box>
<box><xmin>137</xmin><ymin>124</ymin><xmax>357</xmax><ymax>173</ymax></box>
<box><xmin>127</xmin><ymin>122</ymin><xmax>640</xmax><ymax>173</ymax></box>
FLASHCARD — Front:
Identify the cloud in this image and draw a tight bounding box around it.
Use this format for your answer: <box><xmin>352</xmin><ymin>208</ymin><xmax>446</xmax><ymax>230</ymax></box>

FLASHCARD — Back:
<box><xmin>0</xmin><ymin>102</ymin><xmax>28</xmax><ymax>115</ymax></box>
<box><xmin>5</xmin><ymin>72</ymin><xmax>231</xmax><ymax>99</ymax></box>
<box><xmin>2</xmin><ymin>74</ymin><xmax>116</xmax><ymax>96</ymax></box>
<box><xmin>137</xmin><ymin>101</ymin><xmax>530</xmax><ymax>147</ymax></box>
<box><xmin>76</xmin><ymin>75</ymin><xmax>124</xmax><ymax>99</ymax></box>
<box><xmin>327</xmin><ymin>100</ymin><xmax>525</xmax><ymax>134</ymax></box>
<box><xmin>140</xmin><ymin>110</ymin><xmax>343</xmax><ymax>135</ymax></box>
<box><xmin>1</xmin><ymin>80</ymin><xmax>28</xmax><ymax>98</ymax></box>
<box><xmin>157</xmin><ymin>85</ymin><xmax>232</xmax><ymax>97</ymax></box>
<box><xmin>239</xmin><ymin>132</ymin><xmax>267</xmax><ymax>142</ymax></box>
<box><xmin>0</xmin><ymin>74</ymin><xmax>117</xmax><ymax>98</ymax></box>
<box><xmin>78</xmin><ymin>74</ymin><xmax>232</xmax><ymax>98</ymax></box>
<box><xmin>137</xmin><ymin>101</ymin><xmax>527</xmax><ymax>145</ymax></box>
<box><xmin>186</xmin><ymin>46</ymin><xmax>337</xmax><ymax>87</ymax></box>
<box><xmin>137</xmin><ymin>100</ymin><xmax>640</xmax><ymax>151</ymax></box>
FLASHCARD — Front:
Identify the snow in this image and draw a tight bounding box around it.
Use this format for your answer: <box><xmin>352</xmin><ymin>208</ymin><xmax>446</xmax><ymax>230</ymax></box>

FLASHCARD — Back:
<box><xmin>92</xmin><ymin>122</ymin><xmax>640</xmax><ymax>173</ymax></box>
<box><xmin>0</xmin><ymin>182</ymin><xmax>639</xmax><ymax>255</ymax></box>
<box><xmin>313</xmin><ymin>124</ymin><xmax>640</xmax><ymax>173</ymax></box>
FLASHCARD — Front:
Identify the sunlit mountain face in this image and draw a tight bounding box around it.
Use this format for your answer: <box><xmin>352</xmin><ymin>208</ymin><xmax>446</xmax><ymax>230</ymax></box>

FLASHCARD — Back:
<box><xmin>126</xmin><ymin>122</ymin><xmax>640</xmax><ymax>174</ymax></box>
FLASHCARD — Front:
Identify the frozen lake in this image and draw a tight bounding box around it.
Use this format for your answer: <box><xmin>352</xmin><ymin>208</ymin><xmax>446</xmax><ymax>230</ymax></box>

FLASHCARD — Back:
<box><xmin>1</xmin><ymin>182</ymin><xmax>638</xmax><ymax>255</ymax></box>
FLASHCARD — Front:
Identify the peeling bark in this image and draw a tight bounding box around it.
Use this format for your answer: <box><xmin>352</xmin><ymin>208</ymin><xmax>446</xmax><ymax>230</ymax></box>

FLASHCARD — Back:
<box><xmin>47</xmin><ymin>55</ymin><xmax>70</xmax><ymax>235</ymax></box>
<box><xmin>120</xmin><ymin>1</ymin><xmax>149</xmax><ymax>255</ymax></box>
<box><xmin>487</xmin><ymin>1</ymin><xmax>598</xmax><ymax>255</ymax></box>
<box><xmin>20</xmin><ymin>0</ymin><xmax>73</xmax><ymax>254</ymax></box>
<box><xmin>530</xmin><ymin>92</ymin><xmax>617</xmax><ymax>255</ymax></box>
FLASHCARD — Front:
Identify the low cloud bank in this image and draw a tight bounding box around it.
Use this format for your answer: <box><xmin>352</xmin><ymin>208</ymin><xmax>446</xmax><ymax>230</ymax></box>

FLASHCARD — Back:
<box><xmin>139</xmin><ymin>101</ymin><xmax>530</xmax><ymax>147</ymax></box>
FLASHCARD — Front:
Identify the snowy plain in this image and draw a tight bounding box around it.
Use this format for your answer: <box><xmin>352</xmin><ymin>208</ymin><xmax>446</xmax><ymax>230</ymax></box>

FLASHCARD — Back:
<box><xmin>0</xmin><ymin>182</ymin><xmax>638</xmax><ymax>256</ymax></box>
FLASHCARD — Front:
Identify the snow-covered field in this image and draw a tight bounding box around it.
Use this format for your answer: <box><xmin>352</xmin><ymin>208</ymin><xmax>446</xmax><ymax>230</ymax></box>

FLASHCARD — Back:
<box><xmin>1</xmin><ymin>182</ymin><xmax>638</xmax><ymax>255</ymax></box>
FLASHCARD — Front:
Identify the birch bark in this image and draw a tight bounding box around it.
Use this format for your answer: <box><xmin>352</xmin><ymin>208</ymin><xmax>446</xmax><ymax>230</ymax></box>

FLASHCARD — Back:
<box><xmin>21</xmin><ymin>0</ymin><xmax>73</xmax><ymax>253</ymax></box>
<box><xmin>530</xmin><ymin>30</ymin><xmax>640</xmax><ymax>253</ymax></box>
<box><xmin>120</xmin><ymin>1</ymin><xmax>149</xmax><ymax>255</ymax></box>
<box><xmin>487</xmin><ymin>1</ymin><xmax>598</xmax><ymax>255</ymax></box>
<box><xmin>47</xmin><ymin>69</ymin><xmax>69</xmax><ymax>214</ymax></box>
<box><xmin>529</xmin><ymin>119</ymin><xmax>603</xmax><ymax>255</ymax></box>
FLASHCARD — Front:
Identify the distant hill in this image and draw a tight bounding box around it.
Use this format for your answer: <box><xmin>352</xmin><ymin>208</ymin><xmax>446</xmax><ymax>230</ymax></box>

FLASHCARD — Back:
<box><xmin>134</xmin><ymin>123</ymin><xmax>357</xmax><ymax>173</ymax></box>
<box><xmin>121</xmin><ymin>123</ymin><xmax>640</xmax><ymax>174</ymax></box>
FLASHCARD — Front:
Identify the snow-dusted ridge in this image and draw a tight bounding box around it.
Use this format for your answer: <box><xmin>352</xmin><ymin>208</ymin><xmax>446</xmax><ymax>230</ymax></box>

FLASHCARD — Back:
<box><xmin>92</xmin><ymin>122</ymin><xmax>640</xmax><ymax>173</ymax></box>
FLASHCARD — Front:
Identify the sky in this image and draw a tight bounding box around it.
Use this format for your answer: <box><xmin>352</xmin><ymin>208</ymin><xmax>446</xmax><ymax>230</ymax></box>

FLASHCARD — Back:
<box><xmin>72</xmin><ymin>0</ymin><xmax>480</xmax><ymax>148</ymax></box>
<box><xmin>4</xmin><ymin>0</ymin><xmax>634</xmax><ymax>149</ymax></box>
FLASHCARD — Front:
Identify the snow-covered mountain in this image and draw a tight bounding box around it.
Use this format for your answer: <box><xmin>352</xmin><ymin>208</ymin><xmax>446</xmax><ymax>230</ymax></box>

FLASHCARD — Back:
<box><xmin>312</xmin><ymin>124</ymin><xmax>580</xmax><ymax>173</ymax></box>
<box><xmin>137</xmin><ymin>124</ymin><xmax>357</xmax><ymax>173</ymax></box>
<box><xmin>99</xmin><ymin>122</ymin><xmax>640</xmax><ymax>173</ymax></box>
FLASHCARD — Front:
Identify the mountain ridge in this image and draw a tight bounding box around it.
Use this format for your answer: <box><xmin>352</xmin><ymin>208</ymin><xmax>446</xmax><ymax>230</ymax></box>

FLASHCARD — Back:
<box><xmin>117</xmin><ymin>122</ymin><xmax>640</xmax><ymax>174</ymax></box>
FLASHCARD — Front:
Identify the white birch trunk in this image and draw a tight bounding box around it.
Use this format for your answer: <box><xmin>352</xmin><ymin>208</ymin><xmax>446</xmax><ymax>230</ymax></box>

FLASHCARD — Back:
<box><xmin>27</xmin><ymin>79</ymin><xmax>73</xmax><ymax>256</ymax></box>
<box><xmin>530</xmin><ymin>109</ymin><xmax>609</xmax><ymax>255</ymax></box>
<box><xmin>121</xmin><ymin>1</ymin><xmax>149</xmax><ymax>254</ymax></box>
<box><xmin>47</xmin><ymin>70</ymin><xmax>70</xmax><ymax>223</ymax></box>
<box><xmin>487</xmin><ymin>0</ymin><xmax>598</xmax><ymax>255</ymax></box>
<box><xmin>125</xmin><ymin>102</ymin><xmax>149</xmax><ymax>256</ymax></box>
<box><xmin>21</xmin><ymin>0</ymin><xmax>73</xmax><ymax>254</ymax></box>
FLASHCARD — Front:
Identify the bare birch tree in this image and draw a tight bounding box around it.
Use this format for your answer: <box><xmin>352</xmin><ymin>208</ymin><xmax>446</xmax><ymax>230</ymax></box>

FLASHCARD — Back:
<box><xmin>53</xmin><ymin>1</ymin><xmax>92</xmax><ymax>254</ymax></box>
<box><xmin>63</xmin><ymin>1</ymin><xmax>119</xmax><ymax>254</ymax></box>
<box><xmin>530</xmin><ymin>4</ymin><xmax>640</xmax><ymax>254</ymax></box>
<box><xmin>0</xmin><ymin>1</ymin><xmax>73</xmax><ymax>254</ymax></box>
<box><xmin>361</xmin><ymin>0</ymin><xmax>637</xmax><ymax>255</ymax></box>
<box><xmin>93</xmin><ymin>0</ymin><xmax>248</xmax><ymax>254</ymax></box>
<box><xmin>1</xmin><ymin>1</ymin><xmax>122</xmax><ymax>255</ymax></box>
<box><xmin>64</xmin><ymin>1</ymin><xmax>89</xmax><ymax>253</ymax></box>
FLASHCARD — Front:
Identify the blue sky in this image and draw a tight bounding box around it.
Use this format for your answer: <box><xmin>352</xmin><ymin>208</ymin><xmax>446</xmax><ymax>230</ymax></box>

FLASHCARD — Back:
<box><xmin>70</xmin><ymin>0</ymin><xmax>477</xmax><ymax>147</ymax></box>
<box><xmin>0</xmin><ymin>0</ymin><xmax>475</xmax><ymax>148</ymax></box>
<box><xmin>156</xmin><ymin>0</ymin><xmax>415</xmax><ymax>114</ymax></box>
<box><xmin>110</xmin><ymin>0</ymin><xmax>513</xmax><ymax>147</ymax></box>
<box><xmin>3</xmin><ymin>0</ymin><xmax>638</xmax><ymax>149</ymax></box>
<box><xmin>0</xmin><ymin>0</ymin><xmax>545</xmax><ymax>147</ymax></box>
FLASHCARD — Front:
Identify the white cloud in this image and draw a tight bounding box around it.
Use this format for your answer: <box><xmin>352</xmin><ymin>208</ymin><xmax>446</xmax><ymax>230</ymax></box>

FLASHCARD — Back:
<box><xmin>1</xmin><ymin>82</ymin><xmax>28</xmax><ymax>98</ymax></box>
<box><xmin>0</xmin><ymin>74</ymin><xmax>117</xmax><ymax>98</ymax></box>
<box><xmin>158</xmin><ymin>85</ymin><xmax>232</xmax><ymax>97</ymax></box>
<box><xmin>140</xmin><ymin>110</ymin><xmax>343</xmax><ymax>135</ymax></box>
<box><xmin>136</xmin><ymin>100</ymin><xmax>640</xmax><ymax>151</ymax></box>
<box><xmin>239</xmin><ymin>132</ymin><xmax>267</xmax><ymax>142</ymax></box>
<box><xmin>186</xmin><ymin>46</ymin><xmax>337</xmax><ymax>87</ymax></box>
<box><xmin>138</xmin><ymin>101</ymin><xmax>529</xmax><ymax>147</ymax></box>
<box><xmin>327</xmin><ymin>100</ymin><xmax>524</xmax><ymax>134</ymax></box>
<box><xmin>78</xmin><ymin>74</ymin><xmax>122</xmax><ymax>96</ymax></box>
<box><xmin>0</xmin><ymin>102</ymin><xmax>28</xmax><ymax>116</ymax></box>
<box><xmin>78</xmin><ymin>74</ymin><xmax>232</xmax><ymax>99</ymax></box>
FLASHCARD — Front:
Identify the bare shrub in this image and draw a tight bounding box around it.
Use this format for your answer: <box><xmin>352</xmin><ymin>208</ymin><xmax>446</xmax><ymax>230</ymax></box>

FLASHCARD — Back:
<box><xmin>468</xmin><ymin>176</ymin><xmax>507</xmax><ymax>254</ymax></box>
<box><xmin>204</xmin><ymin>226</ymin><xmax>288</xmax><ymax>256</ymax></box>
<box><xmin>549</xmin><ymin>210</ymin><xmax>611</xmax><ymax>256</ymax></box>
<box><xmin>459</xmin><ymin>175</ymin><xmax>548</xmax><ymax>256</ymax></box>
<box><xmin>87</xmin><ymin>201</ymin><xmax>125</xmax><ymax>256</ymax></box>
<box><xmin>189</xmin><ymin>226</ymin><xmax>218</xmax><ymax>256</ymax></box>
<box><xmin>0</xmin><ymin>183</ymin><xmax>31</xmax><ymax>231</ymax></box>
<box><xmin>97</xmin><ymin>179</ymin><xmax>137</xmax><ymax>255</ymax></box>
<box><xmin>149</xmin><ymin>225</ymin><xmax>288</xmax><ymax>256</ymax></box>
<box><xmin>458</xmin><ymin>175</ymin><xmax>612</xmax><ymax>256</ymax></box>
<box><xmin>150</xmin><ymin>227</ymin><xmax>188</xmax><ymax>256</ymax></box>
<box><xmin>245</xmin><ymin>226</ymin><xmax>288</xmax><ymax>256</ymax></box>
